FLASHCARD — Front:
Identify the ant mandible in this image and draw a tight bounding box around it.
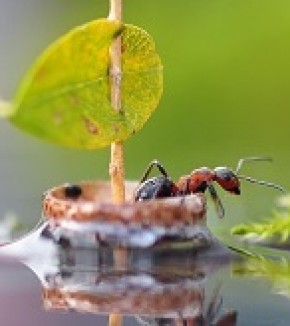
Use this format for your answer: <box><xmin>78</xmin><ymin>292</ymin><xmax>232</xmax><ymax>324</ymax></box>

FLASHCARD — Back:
<box><xmin>134</xmin><ymin>157</ymin><xmax>284</xmax><ymax>218</ymax></box>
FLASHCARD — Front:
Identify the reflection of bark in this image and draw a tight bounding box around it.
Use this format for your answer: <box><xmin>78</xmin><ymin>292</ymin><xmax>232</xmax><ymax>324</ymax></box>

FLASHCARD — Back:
<box><xmin>42</xmin><ymin>271</ymin><xmax>204</xmax><ymax>316</ymax></box>
<box><xmin>39</xmin><ymin>239</ymin><xmax>234</xmax><ymax>318</ymax></box>
<box><xmin>43</xmin><ymin>286</ymin><xmax>203</xmax><ymax>315</ymax></box>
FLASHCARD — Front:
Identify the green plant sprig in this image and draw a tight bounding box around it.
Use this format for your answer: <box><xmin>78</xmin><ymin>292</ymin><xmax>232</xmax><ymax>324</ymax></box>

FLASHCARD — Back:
<box><xmin>232</xmin><ymin>210</ymin><xmax>290</xmax><ymax>247</ymax></box>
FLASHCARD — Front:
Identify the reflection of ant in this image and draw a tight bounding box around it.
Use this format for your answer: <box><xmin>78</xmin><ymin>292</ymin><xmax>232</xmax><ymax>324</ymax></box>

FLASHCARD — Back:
<box><xmin>134</xmin><ymin>157</ymin><xmax>284</xmax><ymax>218</ymax></box>
<box><xmin>135</xmin><ymin>285</ymin><xmax>237</xmax><ymax>326</ymax></box>
<box><xmin>182</xmin><ymin>284</ymin><xmax>237</xmax><ymax>326</ymax></box>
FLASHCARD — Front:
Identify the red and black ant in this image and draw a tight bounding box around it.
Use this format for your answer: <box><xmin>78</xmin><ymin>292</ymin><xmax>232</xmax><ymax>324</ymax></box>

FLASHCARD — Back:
<box><xmin>134</xmin><ymin>157</ymin><xmax>284</xmax><ymax>218</ymax></box>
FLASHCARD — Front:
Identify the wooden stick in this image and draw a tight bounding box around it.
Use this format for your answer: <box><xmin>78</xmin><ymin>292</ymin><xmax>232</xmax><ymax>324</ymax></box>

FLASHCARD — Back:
<box><xmin>110</xmin><ymin>142</ymin><xmax>125</xmax><ymax>203</ymax></box>
<box><xmin>109</xmin><ymin>0</ymin><xmax>125</xmax><ymax>204</ymax></box>
<box><xmin>108</xmin><ymin>1</ymin><xmax>125</xmax><ymax>325</ymax></box>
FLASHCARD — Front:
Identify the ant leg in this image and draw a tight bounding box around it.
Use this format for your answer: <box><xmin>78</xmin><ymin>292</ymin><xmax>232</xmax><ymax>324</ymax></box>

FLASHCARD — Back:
<box><xmin>134</xmin><ymin>160</ymin><xmax>173</xmax><ymax>201</ymax></box>
<box><xmin>139</xmin><ymin>160</ymin><xmax>169</xmax><ymax>184</ymax></box>
<box><xmin>207</xmin><ymin>183</ymin><xmax>225</xmax><ymax>218</ymax></box>
<box><xmin>235</xmin><ymin>157</ymin><xmax>272</xmax><ymax>173</ymax></box>
<box><xmin>206</xmin><ymin>283</ymin><xmax>222</xmax><ymax>323</ymax></box>
<box><xmin>135</xmin><ymin>316</ymin><xmax>157</xmax><ymax>326</ymax></box>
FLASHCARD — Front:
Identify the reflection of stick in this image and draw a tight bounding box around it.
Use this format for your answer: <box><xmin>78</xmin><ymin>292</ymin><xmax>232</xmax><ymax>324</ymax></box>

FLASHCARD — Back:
<box><xmin>109</xmin><ymin>0</ymin><xmax>125</xmax><ymax>325</ymax></box>
<box><xmin>109</xmin><ymin>314</ymin><xmax>123</xmax><ymax>326</ymax></box>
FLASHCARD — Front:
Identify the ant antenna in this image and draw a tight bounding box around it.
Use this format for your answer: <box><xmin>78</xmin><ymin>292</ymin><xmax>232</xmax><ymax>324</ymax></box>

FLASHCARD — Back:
<box><xmin>235</xmin><ymin>157</ymin><xmax>272</xmax><ymax>174</ymax></box>
<box><xmin>238</xmin><ymin>175</ymin><xmax>285</xmax><ymax>192</ymax></box>
<box><xmin>235</xmin><ymin>157</ymin><xmax>285</xmax><ymax>192</ymax></box>
<box><xmin>207</xmin><ymin>183</ymin><xmax>225</xmax><ymax>218</ymax></box>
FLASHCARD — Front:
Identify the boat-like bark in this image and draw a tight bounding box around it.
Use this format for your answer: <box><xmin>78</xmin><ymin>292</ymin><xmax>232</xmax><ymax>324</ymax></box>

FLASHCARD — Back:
<box><xmin>42</xmin><ymin>181</ymin><xmax>209</xmax><ymax>248</ymax></box>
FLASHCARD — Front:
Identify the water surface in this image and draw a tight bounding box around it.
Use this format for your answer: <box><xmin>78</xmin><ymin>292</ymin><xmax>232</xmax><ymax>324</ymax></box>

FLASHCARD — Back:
<box><xmin>0</xmin><ymin>222</ymin><xmax>290</xmax><ymax>325</ymax></box>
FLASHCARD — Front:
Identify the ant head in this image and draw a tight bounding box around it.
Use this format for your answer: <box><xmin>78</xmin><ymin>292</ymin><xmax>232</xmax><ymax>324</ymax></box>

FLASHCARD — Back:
<box><xmin>213</xmin><ymin>167</ymin><xmax>241</xmax><ymax>195</ymax></box>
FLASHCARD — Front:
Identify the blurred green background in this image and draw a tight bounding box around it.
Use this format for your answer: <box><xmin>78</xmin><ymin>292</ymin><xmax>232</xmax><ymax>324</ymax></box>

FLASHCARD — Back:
<box><xmin>0</xmin><ymin>0</ymin><xmax>289</xmax><ymax>229</ymax></box>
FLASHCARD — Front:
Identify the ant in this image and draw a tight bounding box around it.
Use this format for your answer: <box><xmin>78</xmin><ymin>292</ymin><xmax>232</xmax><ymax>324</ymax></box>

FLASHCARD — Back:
<box><xmin>134</xmin><ymin>157</ymin><xmax>284</xmax><ymax>218</ymax></box>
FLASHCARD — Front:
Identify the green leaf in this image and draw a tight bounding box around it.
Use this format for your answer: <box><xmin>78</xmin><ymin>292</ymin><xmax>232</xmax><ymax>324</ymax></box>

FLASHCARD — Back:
<box><xmin>231</xmin><ymin>224</ymin><xmax>250</xmax><ymax>235</ymax></box>
<box><xmin>231</xmin><ymin>209</ymin><xmax>290</xmax><ymax>248</ymax></box>
<box><xmin>9</xmin><ymin>19</ymin><xmax>163</xmax><ymax>149</ymax></box>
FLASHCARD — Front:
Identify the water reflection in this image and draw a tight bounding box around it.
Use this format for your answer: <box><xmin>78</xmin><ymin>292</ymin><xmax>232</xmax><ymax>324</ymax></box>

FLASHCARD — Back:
<box><xmin>233</xmin><ymin>254</ymin><xmax>290</xmax><ymax>301</ymax></box>
<box><xmin>0</xmin><ymin>220</ymin><xmax>238</xmax><ymax>323</ymax></box>
<box><xmin>1</xmin><ymin>224</ymin><xmax>289</xmax><ymax>326</ymax></box>
<box><xmin>4</xmin><ymin>219</ymin><xmax>290</xmax><ymax>324</ymax></box>
<box><xmin>43</xmin><ymin>269</ymin><xmax>203</xmax><ymax>316</ymax></box>
<box><xmin>41</xmin><ymin>245</ymin><xmax>237</xmax><ymax>324</ymax></box>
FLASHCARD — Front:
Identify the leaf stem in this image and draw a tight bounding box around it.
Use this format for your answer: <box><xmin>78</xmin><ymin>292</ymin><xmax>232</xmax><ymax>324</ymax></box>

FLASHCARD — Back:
<box><xmin>109</xmin><ymin>0</ymin><xmax>125</xmax><ymax>204</ymax></box>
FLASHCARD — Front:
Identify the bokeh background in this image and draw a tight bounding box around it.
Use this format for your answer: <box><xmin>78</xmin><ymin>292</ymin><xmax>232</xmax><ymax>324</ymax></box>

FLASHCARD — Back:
<box><xmin>0</xmin><ymin>0</ymin><xmax>289</xmax><ymax>230</ymax></box>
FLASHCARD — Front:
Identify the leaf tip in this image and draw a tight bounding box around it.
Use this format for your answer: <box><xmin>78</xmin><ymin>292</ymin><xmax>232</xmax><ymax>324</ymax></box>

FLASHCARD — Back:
<box><xmin>231</xmin><ymin>224</ymin><xmax>249</xmax><ymax>235</ymax></box>
<box><xmin>0</xmin><ymin>99</ymin><xmax>13</xmax><ymax>118</ymax></box>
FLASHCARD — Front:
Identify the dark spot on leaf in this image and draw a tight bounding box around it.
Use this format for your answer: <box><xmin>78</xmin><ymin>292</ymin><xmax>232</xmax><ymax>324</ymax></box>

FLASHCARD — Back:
<box><xmin>69</xmin><ymin>95</ymin><xmax>80</xmax><ymax>106</ymax></box>
<box><xmin>64</xmin><ymin>184</ymin><xmax>82</xmax><ymax>199</ymax></box>
<box><xmin>53</xmin><ymin>110</ymin><xmax>64</xmax><ymax>125</ymax></box>
<box><xmin>35</xmin><ymin>67</ymin><xmax>47</xmax><ymax>81</ymax></box>
<box><xmin>121</xmin><ymin>43</ymin><xmax>127</xmax><ymax>53</ymax></box>
<box><xmin>84</xmin><ymin>117</ymin><xmax>99</xmax><ymax>134</ymax></box>
<box><xmin>114</xmin><ymin>124</ymin><xmax>120</xmax><ymax>134</ymax></box>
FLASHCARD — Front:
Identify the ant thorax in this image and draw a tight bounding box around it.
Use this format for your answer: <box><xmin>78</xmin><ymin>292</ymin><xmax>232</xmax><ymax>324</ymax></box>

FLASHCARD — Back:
<box><xmin>189</xmin><ymin>167</ymin><xmax>214</xmax><ymax>192</ymax></box>
<box><xmin>177</xmin><ymin>167</ymin><xmax>214</xmax><ymax>194</ymax></box>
